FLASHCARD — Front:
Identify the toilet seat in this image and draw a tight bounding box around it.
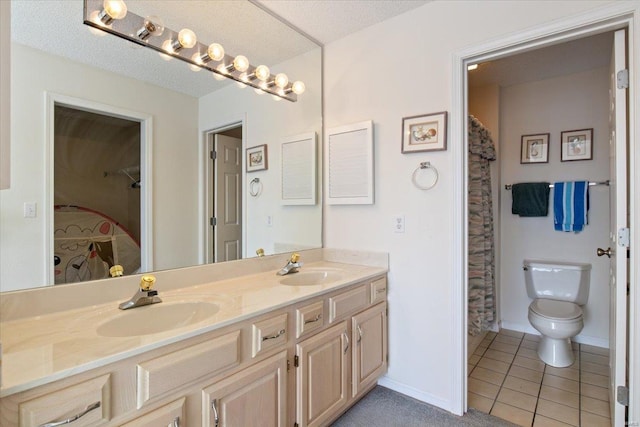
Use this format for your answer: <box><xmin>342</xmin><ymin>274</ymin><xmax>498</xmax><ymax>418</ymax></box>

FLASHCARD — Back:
<box><xmin>529</xmin><ymin>299</ymin><xmax>582</xmax><ymax>321</ymax></box>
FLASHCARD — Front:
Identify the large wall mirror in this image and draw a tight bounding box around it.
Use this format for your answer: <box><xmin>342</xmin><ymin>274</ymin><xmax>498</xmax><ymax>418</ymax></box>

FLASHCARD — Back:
<box><xmin>0</xmin><ymin>0</ymin><xmax>323</xmax><ymax>292</ymax></box>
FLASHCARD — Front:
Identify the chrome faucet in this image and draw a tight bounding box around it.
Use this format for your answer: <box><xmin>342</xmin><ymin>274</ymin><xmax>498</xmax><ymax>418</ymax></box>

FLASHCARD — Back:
<box><xmin>277</xmin><ymin>253</ymin><xmax>303</xmax><ymax>276</ymax></box>
<box><xmin>118</xmin><ymin>275</ymin><xmax>162</xmax><ymax>310</ymax></box>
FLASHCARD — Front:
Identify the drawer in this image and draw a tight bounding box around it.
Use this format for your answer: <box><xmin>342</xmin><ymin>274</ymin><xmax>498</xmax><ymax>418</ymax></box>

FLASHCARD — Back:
<box><xmin>252</xmin><ymin>313</ymin><xmax>288</xmax><ymax>358</ymax></box>
<box><xmin>329</xmin><ymin>285</ymin><xmax>367</xmax><ymax>323</ymax></box>
<box><xmin>296</xmin><ymin>301</ymin><xmax>324</xmax><ymax>338</ymax></box>
<box><xmin>19</xmin><ymin>374</ymin><xmax>110</xmax><ymax>427</ymax></box>
<box><xmin>370</xmin><ymin>277</ymin><xmax>387</xmax><ymax>304</ymax></box>
<box><xmin>137</xmin><ymin>330</ymin><xmax>240</xmax><ymax>408</ymax></box>
<box><xmin>120</xmin><ymin>398</ymin><xmax>185</xmax><ymax>427</ymax></box>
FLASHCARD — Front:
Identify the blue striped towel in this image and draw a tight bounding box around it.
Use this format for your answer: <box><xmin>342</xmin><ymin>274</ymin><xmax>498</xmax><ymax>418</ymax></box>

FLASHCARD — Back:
<box><xmin>553</xmin><ymin>181</ymin><xmax>589</xmax><ymax>232</ymax></box>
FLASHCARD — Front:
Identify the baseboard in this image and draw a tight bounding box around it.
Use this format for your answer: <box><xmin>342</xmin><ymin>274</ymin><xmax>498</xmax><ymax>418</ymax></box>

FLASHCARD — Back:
<box><xmin>377</xmin><ymin>376</ymin><xmax>452</xmax><ymax>412</ymax></box>
<box><xmin>500</xmin><ymin>321</ymin><xmax>609</xmax><ymax>349</ymax></box>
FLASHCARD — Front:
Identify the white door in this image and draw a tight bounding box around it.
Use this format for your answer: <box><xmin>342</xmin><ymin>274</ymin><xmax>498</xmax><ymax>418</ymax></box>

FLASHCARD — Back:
<box><xmin>213</xmin><ymin>134</ymin><xmax>242</xmax><ymax>262</ymax></box>
<box><xmin>606</xmin><ymin>28</ymin><xmax>629</xmax><ymax>427</ymax></box>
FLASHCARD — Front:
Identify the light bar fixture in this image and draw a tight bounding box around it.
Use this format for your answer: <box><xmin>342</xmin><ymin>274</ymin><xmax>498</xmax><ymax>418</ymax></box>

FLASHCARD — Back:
<box><xmin>83</xmin><ymin>0</ymin><xmax>304</xmax><ymax>101</ymax></box>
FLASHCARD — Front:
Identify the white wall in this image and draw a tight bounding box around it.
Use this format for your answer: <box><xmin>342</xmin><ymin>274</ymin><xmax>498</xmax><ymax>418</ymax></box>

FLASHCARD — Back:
<box><xmin>0</xmin><ymin>1</ymin><xmax>10</xmax><ymax>190</ymax></box>
<box><xmin>0</xmin><ymin>44</ymin><xmax>199</xmax><ymax>292</ymax></box>
<box><xmin>499</xmin><ymin>67</ymin><xmax>611</xmax><ymax>346</ymax></box>
<box><xmin>323</xmin><ymin>0</ymin><xmax>615</xmax><ymax>411</ymax></box>
<box><xmin>199</xmin><ymin>48</ymin><xmax>322</xmax><ymax>258</ymax></box>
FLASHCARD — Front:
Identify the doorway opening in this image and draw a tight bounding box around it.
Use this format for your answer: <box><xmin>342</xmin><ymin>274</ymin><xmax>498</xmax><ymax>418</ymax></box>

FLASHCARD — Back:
<box><xmin>205</xmin><ymin>124</ymin><xmax>243</xmax><ymax>263</ymax></box>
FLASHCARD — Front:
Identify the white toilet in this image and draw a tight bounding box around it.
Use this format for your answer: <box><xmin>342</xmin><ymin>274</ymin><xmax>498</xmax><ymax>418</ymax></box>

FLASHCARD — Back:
<box><xmin>524</xmin><ymin>259</ymin><xmax>591</xmax><ymax>367</ymax></box>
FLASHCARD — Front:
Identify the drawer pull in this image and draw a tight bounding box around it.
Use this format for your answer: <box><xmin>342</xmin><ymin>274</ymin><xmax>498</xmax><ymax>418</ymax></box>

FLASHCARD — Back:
<box><xmin>357</xmin><ymin>325</ymin><xmax>363</xmax><ymax>343</ymax></box>
<box><xmin>342</xmin><ymin>332</ymin><xmax>350</xmax><ymax>354</ymax></box>
<box><xmin>262</xmin><ymin>328</ymin><xmax>286</xmax><ymax>341</ymax></box>
<box><xmin>169</xmin><ymin>416</ymin><xmax>180</xmax><ymax>427</ymax></box>
<box><xmin>304</xmin><ymin>314</ymin><xmax>322</xmax><ymax>325</ymax></box>
<box><xmin>376</xmin><ymin>288</ymin><xmax>386</xmax><ymax>294</ymax></box>
<box><xmin>212</xmin><ymin>399</ymin><xmax>220</xmax><ymax>427</ymax></box>
<box><xmin>39</xmin><ymin>401</ymin><xmax>101</xmax><ymax>427</ymax></box>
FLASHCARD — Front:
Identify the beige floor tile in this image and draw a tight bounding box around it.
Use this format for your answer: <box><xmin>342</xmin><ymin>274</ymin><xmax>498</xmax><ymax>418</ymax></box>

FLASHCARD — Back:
<box><xmin>491</xmin><ymin>402</ymin><xmax>533</xmax><ymax>427</ymax></box>
<box><xmin>581</xmin><ymin>395</ymin><xmax>611</xmax><ymax>418</ymax></box>
<box><xmin>487</xmin><ymin>331</ymin><xmax>498</xmax><ymax>338</ymax></box>
<box><xmin>580</xmin><ymin>344</ymin><xmax>609</xmax><ymax>356</ymax></box>
<box><xmin>503</xmin><ymin>375</ymin><xmax>541</xmax><ymax>397</ymax></box>
<box><xmin>532</xmin><ymin>415</ymin><xmax>573</xmax><ymax>427</ymax></box>
<box><xmin>580</xmin><ymin>383</ymin><xmax>609</xmax><ymax>402</ymax></box>
<box><xmin>513</xmin><ymin>355</ymin><xmax>545</xmax><ymax>372</ymax></box>
<box><xmin>581</xmin><ymin>352</ymin><xmax>609</xmax><ymax>366</ymax></box>
<box><xmin>524</xmin><ymin>333</ymin><xmax>541</xmax><ymax>342</ymax></box>
<box><xmin>581</xmin><ymin>411</ymin><xmax>611</xmax><ymax>427</ymax></box>
<box><xmin>538</xmin><ymin>385</ymin><xmax>578</xmax><ymax>408</ymax></box>
<box><xmin>468</xmin><ymin>392</ymin><xmax>494</xmax><ymax>413</ymax></box>
<box><xmin>545</xmin><ymin>366</ymin><xmax>579</xmax><ymax>381</ymax></box>
<box><xmin>484</xmin><ymin>348</ymin><xmax>516</xmax><ymax>364</ymax></box>
<box><xmin>509</xmin><ymin>365</ymin><xmax>544</xmax><ymax>383</ymax></box>
<box><xmin>471</xmin><ymin>366</ymin><xmax>506</xmax><ymax>386</ymax></box>
<box><xmin>542</xmin><ymin>374</ymin><xmax>579</xmax><ymax>393</ymax></box>
<box><xmin>536</xmin><ymin>399</ymin><xmax>579</xmax><ymax>426</ymax></box>
<box><xmin>481</xmin><ymin>336</ymin><xmax>496</xmax><ymax>347</ymax></box>
<box><xmin>499</xmin><ymin>329</ymin><xmax>525</xmax><ymax>338</ymax></box>
<box><xmin>582</xmin><ymin>371</ymin><xmax>609</xmax><ymax>388</ymax></box>
<box><xmin>494</xmin><ymin>334</ymin><xmax>522</xmax><ymax>346</ymax></box>
<box><xmin>497</xmin><ymin>387</ymin><xmax>537</xmax><ymax>412</ymax></box>
<box><xmin>468</xmin><ymin>377</ymin><xmax>500</xmax><ymax>399</ymax></box>
<box><xmin>468</xmin><ymin>363</ymin><xmax>475</xmax><ymax>374</ymax></box>
<box><xmin>517</xmin><ymin>347</ymin><xmax>540</xmax><ymax>360</ymax></box>
<box><xmin>520</xmin><ymin>339</ymin><xmax>539</xmax><ymax>350</ymax></box>
<box><xmin>477</xmin><ymin>356</ymin><xmax>511</xmax><ymax>374</ymax></box>
<box><xmin>581</xmin><ymin>360</ymin><xmax>609</xmax><ymax>376</ymax></box>
<box><xmin>469</xmin><ymin>354</ymin><xmax>481</xmax><ymax>365</ymax></box>
<box><xmin>473</xmin><ymin>345</ymin><xmax>489</xmax><ymax>356</ymax></box>
<box><xmin>490</xmin><ymin>341</ymin><xmax>519</xmax><ymax>354</ymax></box>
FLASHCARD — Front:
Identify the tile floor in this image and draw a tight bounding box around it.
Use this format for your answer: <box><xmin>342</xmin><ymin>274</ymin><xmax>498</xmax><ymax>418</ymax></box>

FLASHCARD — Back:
<box><xmin>468</xmin><ymin>329</ymin><xmax>612</xmax><ymax>427</ymax></box>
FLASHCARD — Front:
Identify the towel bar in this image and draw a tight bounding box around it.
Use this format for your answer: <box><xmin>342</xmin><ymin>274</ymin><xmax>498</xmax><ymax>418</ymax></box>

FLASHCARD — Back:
<box><xmin>505</xmin><ymin>180</ymin><xmax>609</xmax><ymax>190</ymax></box>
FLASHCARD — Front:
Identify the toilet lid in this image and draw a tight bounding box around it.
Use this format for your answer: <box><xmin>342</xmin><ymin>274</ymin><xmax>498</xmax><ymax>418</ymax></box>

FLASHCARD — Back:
<box><xmin>530</xmin><ymin>299</ymin><xmax>582</xmax><ymax>320</ymax></box>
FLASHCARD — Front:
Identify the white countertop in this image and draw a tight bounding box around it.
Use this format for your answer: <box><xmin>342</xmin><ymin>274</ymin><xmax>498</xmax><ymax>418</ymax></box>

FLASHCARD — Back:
<box><xmin>0</xmin><ymin>260</ymin><xmax>386</xmax><ymax>397</ymax></box>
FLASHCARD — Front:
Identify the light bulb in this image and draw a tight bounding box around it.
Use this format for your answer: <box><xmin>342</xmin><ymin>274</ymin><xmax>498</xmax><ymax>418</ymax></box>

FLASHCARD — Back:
<box><xmin>103</xmin><ymin>0</ymin><xmax>127</xmax><ymax>20</ymax></box>
<box><xmin>272</xmin><ymin>95</ymin><xmax>283</xmax><ymax>102</ymax></box>
<box><xmin>254</xmin><ymin>88</ymin><xmax>265</xmax><ymax>95</ymax></box>
<box><xmin>274</xmin><ymin>73</ymin><xmax>289</xmax><ymax>88</ymax></box>
<box><xmin>177</xmin><ymin>28</ymin><xmax>197</xmax><ymax>48</ymax></box>
<box><xmin>190</xmin><ymin>53</ymin><xmax>203</xmax><ymax>71</ymax></box>
<box><xmin>233</xmin><ymin>55</ymin><xmax>249</xmax><ymax>72</ymax></box>
<box><xmin>207</xmin><ymin>43</ymin><xmax>225</xmax><ymax>61</ymax></box>
<box><xmin>161</xmin><ymin>39</ymin><xmax>174</xmax><ymax>54</ymax></box>
<box><xmin>137</xmin><ymin>15</ymin><xmax>164</xmax><ymax>40</ymax></box>
<box><xmin>291</xmin><ymin>81</ymin><xmax>306</xmax><ymax>94</ymax></box>
<box><xmin>255</xmin><ymin>65</ymin><xmax>270</xmax><ymax>82</ymax></box>
<box><xmin>216</xmin><ymin>63</ymin><xmax>229</xmax><ymax>75</ymax></box>
<box><xmin>212</xmin><ymin>70</ymin><xmax>226</xmax><ymax>81</ymax></box>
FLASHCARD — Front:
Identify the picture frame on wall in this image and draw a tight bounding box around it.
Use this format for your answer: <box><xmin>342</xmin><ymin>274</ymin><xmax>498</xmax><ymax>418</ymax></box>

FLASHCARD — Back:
<box><xmin>520</xmin><ymin>133</ymin><xmax>549</xmax><ymax>164</ymax></box>
<box><xmin>401</xmin><ymin>111</ymin><xmax>447</xmax><ymax>153</ymax></box>
<box><xmin>246</xmin><ymin>144</ymin><xmax>268</xmax><ymax>172</ymax></box>
<box><xmin>561</xmin><ymin>128</ymin><xmax>593</xmax><ymax>162</ymax></box>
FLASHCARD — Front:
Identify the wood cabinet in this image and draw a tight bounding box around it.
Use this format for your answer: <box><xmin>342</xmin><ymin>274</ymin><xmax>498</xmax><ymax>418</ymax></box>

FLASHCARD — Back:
<box><xmin>120</xmin><ymin>398</ymin><xmax>185</xmax><ymax>427</ymax></box>
<box><xmin>352</xmin><ymin>302</ymin><xmax>387</xmax><ymax>397</ymax></box>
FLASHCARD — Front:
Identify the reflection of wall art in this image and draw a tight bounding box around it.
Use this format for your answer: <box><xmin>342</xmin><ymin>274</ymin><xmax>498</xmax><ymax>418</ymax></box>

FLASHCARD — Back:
<box><xmin>281</xmin><ymin>132</ymin><xmax>317</xmax><ymax>205</ymax></box>
<box><xmin>520</xmin><ymin>133</ymin><xmax>549</xmax><ymax>164</ymax></box>
<box><xmin>246</xmin><ymin>144</ymin><xmax>268</xmax><ymax>172</ymax></box>
<box><xmin>401</xmin><ymin>111</ymin><xmax>447</xmax><ymax>153</ymax></box>
<box><xmin>561</xmin><ymin>128</ymin><xmax>593</xmax><ymax>162</ymax></box>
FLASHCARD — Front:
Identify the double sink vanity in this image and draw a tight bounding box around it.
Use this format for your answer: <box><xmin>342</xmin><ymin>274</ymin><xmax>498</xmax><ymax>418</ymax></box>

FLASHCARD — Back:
<box><xmin>0</xmin><ymin>249</ymin><xmax>388</xmax><ymax>426</ymax></box>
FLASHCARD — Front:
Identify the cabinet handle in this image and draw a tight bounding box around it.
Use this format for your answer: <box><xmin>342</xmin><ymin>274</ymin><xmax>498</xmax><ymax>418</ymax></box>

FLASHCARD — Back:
<box><xmin>39</xmin><ymin>401</ymin><xmax>101</xmax><ymax>427</ymax></box>
<box><xmin>376</xmin><ymin>288</ymin><xmax>386</xmax><ymax>294</ymax></box>
<box><xmin>211</xmin><ymin>399</ymin><xmax>220</xmax><ymax>427</ymax></box>
<box><xmin>342</xmin><ymin>332</ymin><xmax>350</xmax><ymax>354</ymax></box>
<box><xmin>262</xmin><ymin>328</ymin><xmax>286</xmax><ymax>341</ymax></box>
<box><xmin>169</xmin><ymin>416</ymin><xmax>180</xmax><ymax>427</ymax></box>
<box><xmin>357</xmin><ymin>325</ymin><xmax>363</xmax><ymax>343</ymax></box>
<box><xmin>304</xmin><ymin>314</ymin><xmax>322</xmax><ymax>324</ymax></box>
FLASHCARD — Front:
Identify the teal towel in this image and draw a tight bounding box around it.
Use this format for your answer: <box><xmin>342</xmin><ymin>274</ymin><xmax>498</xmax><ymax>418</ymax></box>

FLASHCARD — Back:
<box><xmin>511</xmin><ymin>182</ymin><xmax>550</xmax><ymax>217</ymax></box>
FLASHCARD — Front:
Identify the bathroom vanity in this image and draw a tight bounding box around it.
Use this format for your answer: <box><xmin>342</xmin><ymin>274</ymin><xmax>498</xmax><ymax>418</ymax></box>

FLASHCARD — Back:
<box><xmin>0</xmin><ymin>250</ymin><xmax>388</xmax><ymax>426</ymax></box>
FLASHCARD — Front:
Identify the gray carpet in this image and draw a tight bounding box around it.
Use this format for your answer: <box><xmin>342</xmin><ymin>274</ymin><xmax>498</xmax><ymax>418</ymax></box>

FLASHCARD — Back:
<box><xmin>331</xmin><ymin>386</ymin><xmax>517</xmax><ymax>427</ymax></box>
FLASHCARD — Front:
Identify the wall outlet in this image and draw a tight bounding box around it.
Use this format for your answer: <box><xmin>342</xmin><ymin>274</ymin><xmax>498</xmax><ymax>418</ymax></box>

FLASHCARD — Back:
<box><xmin>23</xmin><ymin>202</ymin><xmax>37</xmax><ymax>218</ymax></box>
<box><xmin>266</xmin><ymin>215</ymin><xmax>273</xmax><ymax>227</ymax></box>
<box><xmin>393</xmin><ymin>215</ymin><xmax>405</xmax><ymax>233</ymax></box>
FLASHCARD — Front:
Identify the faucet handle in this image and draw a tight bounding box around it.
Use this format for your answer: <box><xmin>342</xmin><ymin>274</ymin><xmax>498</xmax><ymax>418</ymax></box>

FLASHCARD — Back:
<box><xmin>290</xmin><ymin>253</ymin><xmax>300</xmax><ymax>263</ymax></box>
<box><xmin>256</xmin><ymin>248</ymin><xmax>265</xmax><ymax>257</ymax></box>
<box><xmin>140</xmin><ymin>275</ymin><xmax>156</xmax><ymax>291</ymax></box>
<box><xmin>109</xmin><ymin>265</ymin><xmax>124</xmax><ymax>277</ymax></box>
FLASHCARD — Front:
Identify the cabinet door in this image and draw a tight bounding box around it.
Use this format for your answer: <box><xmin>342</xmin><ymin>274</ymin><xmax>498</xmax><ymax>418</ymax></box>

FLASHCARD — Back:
<box><xmin>352</xmin><ymin>302</ymin><xmax>387</xmax><ymax>397</ymax></box>
<box><xmin>202</xmin><ymin>351</ymin><xmax>287</xmax><ymax>427</ymax></box>
<box><xmin>120</xmin><ymin>398</ymin><xmax>185</xmax><ymax>427</ymax></box>
<box><xmin>296</xmin><ymin>321</ymin><xmax>349</xmax><ymax>427</ymax></box>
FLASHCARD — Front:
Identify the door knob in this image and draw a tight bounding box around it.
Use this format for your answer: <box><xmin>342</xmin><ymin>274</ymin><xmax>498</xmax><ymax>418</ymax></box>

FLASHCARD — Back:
<box><xmin>597</xmin><ymin>247</ymin><xmax>612</xmax><ymax>258</ymax></box>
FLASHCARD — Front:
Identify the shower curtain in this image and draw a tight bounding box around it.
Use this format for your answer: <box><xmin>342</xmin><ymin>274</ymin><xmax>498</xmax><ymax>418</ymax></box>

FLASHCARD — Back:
<box><xmin>468</xmin><ymin>116</ymin><xmax>497</xmax><ymax>336</ymax></box>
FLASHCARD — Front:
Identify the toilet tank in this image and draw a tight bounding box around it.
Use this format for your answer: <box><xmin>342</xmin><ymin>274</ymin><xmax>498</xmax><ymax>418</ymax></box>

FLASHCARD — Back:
<box><xmin>523</xmin><ymin>260</ymin><xmax>591</xmax><ymax>305</ymax></box>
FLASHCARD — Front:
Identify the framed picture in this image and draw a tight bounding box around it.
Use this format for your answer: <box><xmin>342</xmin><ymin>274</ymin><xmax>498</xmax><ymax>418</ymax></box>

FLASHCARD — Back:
<box><xmin>401</xmin><ymin>111</ymin><xmax>447</xmax><ymax>153</ymax></box>
<box><xmin>520</xmin><ymin>133</ymin><xmax>549</xmax><ymax>164</ymax></box>
<box><xmin>561</xmin><ymin>128</ymin><xmax>593</xmax><ymax>162</ymax></box>
<box><xmin>246</xmin><ymin>144</ymin><xmax>268</xmax><ymax>172</ymax></box>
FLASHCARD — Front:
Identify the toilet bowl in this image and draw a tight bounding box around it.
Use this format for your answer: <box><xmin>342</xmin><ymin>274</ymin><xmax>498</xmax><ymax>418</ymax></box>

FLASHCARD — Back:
<box><xmin>528</xmin><ymin>299</ymin><xmax>583</xmax><ymax>367</ymax></box>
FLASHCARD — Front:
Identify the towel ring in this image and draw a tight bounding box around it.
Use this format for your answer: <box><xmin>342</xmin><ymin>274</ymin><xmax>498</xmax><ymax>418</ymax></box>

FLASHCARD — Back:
<box><xmin>412</xmin><ymin>162</ymin><xmax>438</xmax><ymax>190</ymax></box>
<box><xmin>249</xmin><ymin>178</ymin><xmax>263</xmax><ymax>197</ymax></box>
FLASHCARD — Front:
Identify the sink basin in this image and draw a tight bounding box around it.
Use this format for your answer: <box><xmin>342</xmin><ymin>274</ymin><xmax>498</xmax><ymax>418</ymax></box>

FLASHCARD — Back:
<box><xmin>279</xmin><ymin>270</ymin><xmax>342</xmax><ymax>286</ymax></box>
<box><xmin>96</xmin><ymin>302</ymin><xmax>220</xmax><ymax>337</ymax></box>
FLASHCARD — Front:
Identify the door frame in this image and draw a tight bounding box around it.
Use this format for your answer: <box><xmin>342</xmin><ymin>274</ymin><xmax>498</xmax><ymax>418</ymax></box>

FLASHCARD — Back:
<box><xmin>450</xmin><ymin>3</ymin><xmax>639</xmax><ymax>418</ymax></box>
<box><xmin>45</xmin><ymin>92</ymin><xmax>153</xmax><ymax>283</ymax></box>
<box><xmin>201</xmin><ymin>117</ymin><xmax>247</xmax><ymax>264</ymax></box>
